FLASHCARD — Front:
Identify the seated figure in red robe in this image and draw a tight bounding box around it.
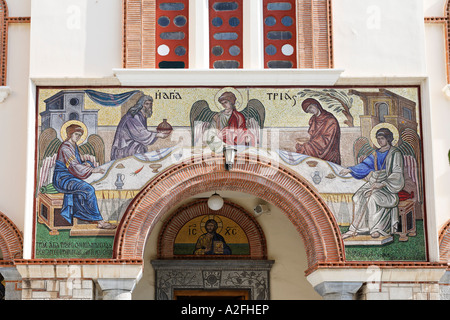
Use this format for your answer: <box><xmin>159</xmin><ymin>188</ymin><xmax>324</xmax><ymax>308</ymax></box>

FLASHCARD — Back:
<box><xmin>296</xmin><ymin>98</ymin><xmax>341</xmax><ymax>165</ymax></box>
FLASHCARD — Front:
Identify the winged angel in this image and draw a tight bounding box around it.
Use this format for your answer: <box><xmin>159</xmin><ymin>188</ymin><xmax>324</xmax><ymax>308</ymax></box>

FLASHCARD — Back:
<box><xmin>340</xmin><ymin>123</ymin><xmax>422</xmax><ymax>239</ymax></box>
<box><xmin>36</xmin><ymin>121</ymin><xmax>115</xmax><ymax>229</ymax></box>
<box><xmin>189</xmin><ymin>91</ymin><xmax>265</xmax><ymax>152</ymax></box>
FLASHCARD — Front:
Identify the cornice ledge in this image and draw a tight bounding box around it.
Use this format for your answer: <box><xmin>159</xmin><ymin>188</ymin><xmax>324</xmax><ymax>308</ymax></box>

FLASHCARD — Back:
<box><xmin>112</xmin><ymin>68</ymin><xmax>344</xmax><ymax>86</ymax></box>
<box><xmin>336</xmin><ymin>74</ymin><xmax>428</xmax><ymax>86</ymax></box>
<box><xmin>305</xmin><ymin>262</ymin><xmax>448</xmax><ymax>287</ymax></box>
<box><xmin>30</xmin><ymin>77</ymin><xmax>120</xmax><ymax>86</ymax></box>
<box><xmin>0</xmin><ymin>86</ymin><xmax>11</xmax><ymax>103</ymax></box>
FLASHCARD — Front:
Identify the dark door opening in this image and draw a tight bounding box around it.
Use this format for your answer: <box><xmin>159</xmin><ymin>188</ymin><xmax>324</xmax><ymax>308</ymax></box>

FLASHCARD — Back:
<box><xmin>174</xmin><ymin>289</ymin><xmax>249</xmax><ymax>300</ymax></box>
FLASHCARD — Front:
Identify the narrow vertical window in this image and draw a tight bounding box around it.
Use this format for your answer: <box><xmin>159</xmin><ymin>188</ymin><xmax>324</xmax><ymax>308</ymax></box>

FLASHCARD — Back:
<box><xmin>209</xmin><ymin>1</ymin><xmax>243</xmax><ymax>69</ymax></box>
<box><xmin>263</xmin><ymin>0</ymin><xmax>297</xmax><ymax>68</ymax></box>
<box><xmin>156</xmin><ymin>1</ymin><xmax>189</xmax><ymax>68</ymax></box>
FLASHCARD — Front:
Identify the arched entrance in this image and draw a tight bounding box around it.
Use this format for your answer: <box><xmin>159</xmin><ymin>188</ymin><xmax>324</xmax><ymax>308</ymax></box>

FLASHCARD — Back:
<box><xmin>113</xmin><ymin>154</ymin><xmax>345</xmax><ymax>269</ymax></box>
<box><xmin>152</xmin><ymin>199</ymin><xmax>273</xmax><ymax>300</ymax></box>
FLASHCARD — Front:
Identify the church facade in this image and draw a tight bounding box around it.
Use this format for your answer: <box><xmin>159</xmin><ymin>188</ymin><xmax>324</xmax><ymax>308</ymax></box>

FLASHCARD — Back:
<box><xmin>0</xmin><ymin>0</ymin><xmax>449</xmax><ymax>301</ymax></box>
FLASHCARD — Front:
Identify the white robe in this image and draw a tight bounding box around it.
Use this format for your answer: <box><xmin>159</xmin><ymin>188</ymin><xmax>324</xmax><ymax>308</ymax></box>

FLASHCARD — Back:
<box><xmin>347</xmin><ymin>147</ymin><xmax>405</xmax><ymax>236</ymax></box>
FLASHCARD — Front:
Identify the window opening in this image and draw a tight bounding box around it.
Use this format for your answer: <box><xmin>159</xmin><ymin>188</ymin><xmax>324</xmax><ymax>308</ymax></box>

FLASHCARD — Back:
<box><xmin>263</xmin><ymin>0</ymin><xmax>297</xmax><ymax>68</ymax></box>
<box><xmin>156</xmin><ymin>0</ymin><xmax>189</xmax><ymax>68</ymax></box>
<box><xmin>209</xmin><ymin>0</ymin><xmax>243</xmax><ymax>69</ymax></box>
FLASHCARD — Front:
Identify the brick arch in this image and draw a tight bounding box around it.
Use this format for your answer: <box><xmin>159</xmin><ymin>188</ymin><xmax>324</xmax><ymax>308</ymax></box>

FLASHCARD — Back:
<box><xmin>439</xmin><ymin>219</ymin><xmax>450</xmax><ymax>263</ymax></box>
<box><xmin>0</xmin><ymin>211</ymin><xmax>23</xmax><ymax>260</ymax></box>
<box><xmin>113</xmin><ymin>154</ymin><xmax>345</xmax><ymax>268</ymax></box>
<box><xmin>158</xmin><ymin>199</ymin><xmax>267</xmax><ymax>259</ymax></box>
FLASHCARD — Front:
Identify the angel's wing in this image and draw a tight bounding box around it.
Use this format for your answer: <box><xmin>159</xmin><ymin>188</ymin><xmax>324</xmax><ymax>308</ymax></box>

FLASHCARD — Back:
<box><xmin>189</xmin><ymin>100</ymin><xmax>217</xmax><ymax>146</ymax></box>
<box><xmin>241</xmin><ymin>99</ymin><xmax>266</xmax><ymax>146</ymax></box>
<box><xmin>39</xmin><ymin>128</ymin><xmax>61</xmax><ymax>164</ymax></box>
<box><xmin>37</xmin><ymin>128</ymin><xmax>61</xmax><ymax>191</ymax></box>
<box><xmin>79</xmin><ymin>134</ymin><xmax>105</xmax><ymax>166</ymax></box>
<box><xmin>398</xmin><ymin>128</ymin><xmax>423</xmax><ymax>203</ymax></box>
<box><xmin>353</xmin><ymin>136</ymin><xmax>374</xmax><ymax>164</ymax></box>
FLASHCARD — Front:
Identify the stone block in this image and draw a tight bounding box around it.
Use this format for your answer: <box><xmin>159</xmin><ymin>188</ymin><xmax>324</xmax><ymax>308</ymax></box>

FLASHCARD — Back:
<box><xmin>46</xmin><ymin>280</ymin><xmax>60</xmax><ymax>292</ymax></box>
<box><xmin>429</xmin><ymin>292</ymin><xmax>440</xmax><ymax>300</ymax></box>
<box><xmin>72</xmin><ymin>288</ymin><xmax>94</xmax><ymax>300</ymax></box>
<box><xmin>364</xmin><ymin>291</ymin><xmax>389</xmax><ymax>300</ymax></box>
<box><xmin>21</xmin><ymin>288</ymin><xmax>32</xmax><ymax>300</ymax></box>
<box><xmin>72</xmin><ymin>279</ymin><xmax>82</xmax><ymax>289</ymax></box>
<box><xmin>421</xmin><ymin>283</ymin><xmax>439</xmax><ymax>293</ymax></box>
<box><xmin>413</xmin><ymin>292</ymin><xmax>428</xmax><ymax>300</ymax></box>
<box><xmin>82</xmin><ymin>280</ymin><xmax>93</xmax><ymax>289</ymax></box>
<box><xmin>389</xmin><ymin>287</ymin><xmax>413</xmax><ymax>300</ymax></box>
<box><xmin>30</xmin><ymin>280</ymin><xmax>45</xmax><ymax>290</ymax></box>
<box><xmin>59</xmin><ymin>281</ymin><xmax>73</xmax><ymax>297</ymax></box>
<box><xmin>56</xmin><ymin>265</ymin><xmax>70</xmax><ymax>278</ymax></box>
<box><xmin>32</xmin><ymin>291</ymin><xmax>59</xmax><ymax>300</ymax></box>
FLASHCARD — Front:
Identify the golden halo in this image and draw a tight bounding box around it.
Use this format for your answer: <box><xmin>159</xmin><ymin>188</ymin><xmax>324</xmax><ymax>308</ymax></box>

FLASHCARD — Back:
<box><xmin>200</xmin><ymin>215</ymin><xmax>223</xmax><ymax>234</ymax></box>
<box><xmin>214</xmin><ymin>87</ymin><xmax>246</xmax><ymax>111</ymax></box>
<box><xmin>60</xmin><ymin>120</ymin><xmax>88</xmax><ymax>144</ymax></box>
<box><xmin>370</xmin><ymin>123</ymin><xmax>399</xmax><ymax>148</ymax></box>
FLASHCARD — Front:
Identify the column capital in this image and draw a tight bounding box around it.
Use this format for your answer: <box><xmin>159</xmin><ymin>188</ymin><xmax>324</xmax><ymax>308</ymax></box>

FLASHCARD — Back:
<box><xmin>96</xmin><ymin>266</ymin><xmax>143</xmax><ymax>300</ymax></box>
<box><xmin>314</xmin><ymin>281</ymin><xmax>363</xmax><ymax>300</ymax></box>
<box><xmin>97</xmin><ymin>278</ymin><xmax>140</xmax><ymax>300</ymax></box>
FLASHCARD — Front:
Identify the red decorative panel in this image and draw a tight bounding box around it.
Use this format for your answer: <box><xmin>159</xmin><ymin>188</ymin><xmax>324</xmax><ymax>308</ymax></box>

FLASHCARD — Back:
<box><xmin>209</xmin><ymin>0</ymin><xmax>243</xmax><ymax>69</ymax></box>
<box><xmin>155</xmin><ymin>0</ymin><xmax>189</xmax><ymax>68</ymax></box>
<box><xmin>263</xmin><ymin>0</ymin><xmax>297</xmax><ymax>69</ymax></box>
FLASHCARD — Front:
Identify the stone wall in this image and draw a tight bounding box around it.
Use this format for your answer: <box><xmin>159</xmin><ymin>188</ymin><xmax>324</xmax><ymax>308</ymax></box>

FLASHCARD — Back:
<box><xmin>22</xmin><ymin>278</ymin><xmax>95</xmax><ymax>300</ymax></box>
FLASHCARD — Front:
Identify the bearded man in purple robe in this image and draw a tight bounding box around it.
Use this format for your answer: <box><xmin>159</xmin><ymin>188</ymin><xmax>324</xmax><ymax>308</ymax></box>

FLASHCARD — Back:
<box><xmin>110</xmin><ymin>95</ymin><xmax>169</xmax><ymax>160</ymax></box>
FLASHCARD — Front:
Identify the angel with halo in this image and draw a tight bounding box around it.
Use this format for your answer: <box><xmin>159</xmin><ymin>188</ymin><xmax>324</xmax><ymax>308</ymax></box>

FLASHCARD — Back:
<box><xmin>189</xmin><ymin>88</ymin><xmax>265</xmax><ymax>152</ymax></box>
<box><xmin>37</xmin><ymin>120</ymin><xmax>116</xmax><ymax>230</ymax></box>
<box><xmin>339</xmin><ymin>123</ymin><xmax>420</xmax><ymax>240</ymax></box>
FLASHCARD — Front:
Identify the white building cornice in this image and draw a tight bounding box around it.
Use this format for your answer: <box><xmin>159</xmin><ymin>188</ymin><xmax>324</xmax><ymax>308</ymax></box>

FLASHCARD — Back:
<box><xmin>112</xmin><ymin>69</ymin><xmax>345</xmax><ymax>87</ymax></box>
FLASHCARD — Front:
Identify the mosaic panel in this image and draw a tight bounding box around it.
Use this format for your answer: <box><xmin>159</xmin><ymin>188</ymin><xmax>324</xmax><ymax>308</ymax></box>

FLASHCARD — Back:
<box><xmin>33</xmin><ymin>85</ymin><xmax>426</xmax><ymax>261</ymax></box>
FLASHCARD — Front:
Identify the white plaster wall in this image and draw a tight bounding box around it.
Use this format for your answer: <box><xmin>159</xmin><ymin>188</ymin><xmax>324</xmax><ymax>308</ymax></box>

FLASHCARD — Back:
<box><xmin>6</xmin><ymin>0</ymin><xmax>31</xmax><ymax>16</ymax></box>
<box><xmin>423</xmin><ymin>0</ymin><xmax>450</xmax><ymax>238</ymax></box>
<box><xmin>333</xmin><ymin>0</ymin><xmax>427</xmax><ymax>77</ymax></box>
<box><xmin>29</xmin><ymin>0</ymin><xmax>122</xmax><ymax>78</ymax></box>
<box><xmin>0</xmin><ymin>1</ymin><xmax>31</xmax><ymax>232</ymax></box>
<box><xmin>424</xmin><ymin>0</ymin><xmax>446</xmax><ymax>16</ymax></box>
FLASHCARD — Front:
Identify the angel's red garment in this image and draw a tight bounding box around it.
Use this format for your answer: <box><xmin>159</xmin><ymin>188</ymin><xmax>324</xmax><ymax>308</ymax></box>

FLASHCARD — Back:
<box><xmin>212</xmin><ymin>108</ymin><xmax>256</xmax><ymax>146</ymax></box>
